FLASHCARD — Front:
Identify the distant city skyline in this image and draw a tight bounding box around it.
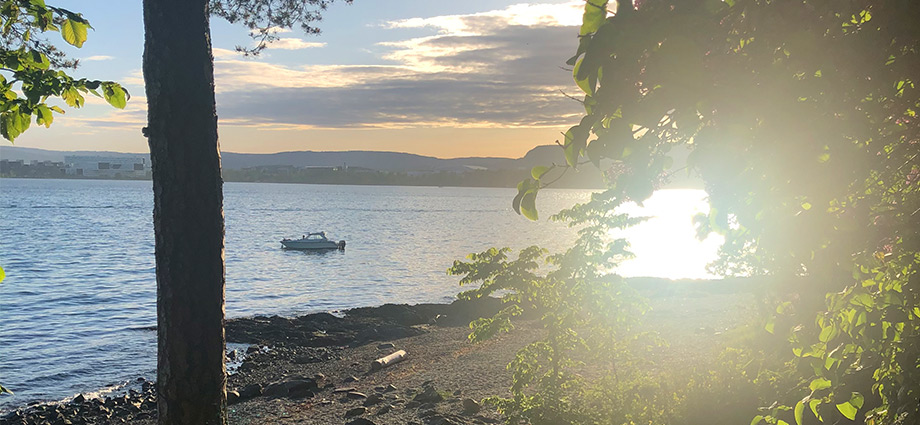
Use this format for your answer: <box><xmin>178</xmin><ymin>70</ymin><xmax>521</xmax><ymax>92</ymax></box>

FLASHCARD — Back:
<box><xmin>8</xmin><ymin>0</ymin><xmax>589</xmax><ymax>159</ymax></box>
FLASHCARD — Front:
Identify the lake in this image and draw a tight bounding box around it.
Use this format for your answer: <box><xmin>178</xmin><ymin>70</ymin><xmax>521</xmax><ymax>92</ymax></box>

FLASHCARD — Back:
<box><xmin>0</xmin><ymin>179</ymin><xmax>720</xmax><ymax>409</ymax></box>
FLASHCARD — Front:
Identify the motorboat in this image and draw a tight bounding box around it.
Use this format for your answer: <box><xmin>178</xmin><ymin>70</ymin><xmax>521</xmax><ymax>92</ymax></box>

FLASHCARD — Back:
<box><xmin>281</xmin><ymin>232</ymin><xmax>346</xmax><ymax>250</ymax></box>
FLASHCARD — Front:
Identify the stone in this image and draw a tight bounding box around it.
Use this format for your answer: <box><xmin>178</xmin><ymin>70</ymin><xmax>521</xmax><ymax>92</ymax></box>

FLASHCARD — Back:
<box><xmin>377</xmin><ymin>342</ymin><xmax>395</xmax><ymax>350</ymax></box>
<box><xmin>334</xmin><ymin>387</ymin><xmax>357</xmax><ymax>393</ymax></box>
<box><xmin>344</xmin><ymin>375</ymin><xmax>360</xmax><ymax>383</ymax></box>
<box><xmin>238</xmin><ymin>383</ymin><xmax>262</xmax><ymax>400</ymax></box>
<box><xmin>263</xmin><ymin>382</ymin><xmax>289</xmax><ymax>398</ymax></box>
<box><xmin>287</xmin><ymin>380</ymin><xmax>317</xmax><ymax>399</ymax></box>
<box><xmin>376</xmin><ymin>404</ymin><xmax>393</xmax><ymax>415</ymax></box>
<box><xmin>461</xmin><ymin>398</ymin><xmax>481</xmax><ymax>415</ymax></box>
<box><xmin>72</xmin><ymin>394</ymin><xmax>86</xmax><ymax>404</ymax></box>
<box><xmin>413</xmin><ymin>386</ymin><xmax>444</xmax><ymax>404</ymax></box>
<box><xmin>344</xmin><ymin>406</ymin><xmax>367</xmax><ymax>417</ymax></box>
<box><xmin>347</xmin><ymin>391</ymin><xmax>368</xmax><ymax>400</ymax></box>
<box><xmin>363</xmin><ymin>394</ymin><xmax>383</xmax><ymax>406</ymax></box>
<box><xmin>385</xmin><ymin>384</ymin><xmax>397</xmax><ymax>392</ymax></box>
<box><xmin>226</xmin><ymin>391</ymin><xmax>240</xmax><ymax>405</ymax></box>
<box><xmin>345</xmin><ymin>418</ymin><xmax>377</xmax><ymax>425</ymax></box>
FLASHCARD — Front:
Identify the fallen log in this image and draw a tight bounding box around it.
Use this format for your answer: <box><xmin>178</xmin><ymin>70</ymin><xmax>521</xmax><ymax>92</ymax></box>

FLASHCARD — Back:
<box><xmin>371</xmin><ymin>349</ymin><xmax>407</xmax><ymax>370</ymax></box>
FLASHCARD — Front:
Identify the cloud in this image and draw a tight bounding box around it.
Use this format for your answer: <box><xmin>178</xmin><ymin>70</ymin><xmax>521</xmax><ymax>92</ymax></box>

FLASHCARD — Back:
<box><xmin>82</xmin><ymin>55</ymin><xmax>114</xmax><ymax>61</ymax></box>
<box><xmin>88</xmin><ymin>1</ymin><xmax>588</xmax><ymax>132</ymax></box>
<box><xmin>264</xmin><ymin>38</ymin><xmax>326</xmax><ymax>50</ymax></box>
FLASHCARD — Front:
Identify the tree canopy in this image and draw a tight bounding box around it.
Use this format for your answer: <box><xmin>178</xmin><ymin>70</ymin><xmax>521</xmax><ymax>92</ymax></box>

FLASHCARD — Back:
<box><xmin>0</xmin><ymin>0</ymin><xmax>129</xmax><ymax>141</ymax></box>
<box><xmin>485</xmin><ymin>0</ymin><xmax>919</xmax><ymax>424</ymax></box>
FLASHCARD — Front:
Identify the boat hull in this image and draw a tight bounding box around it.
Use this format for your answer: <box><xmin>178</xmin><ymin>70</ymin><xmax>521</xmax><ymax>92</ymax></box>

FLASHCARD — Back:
<box><xmin>280</xmin><ymin>240</ymin><xmax>344</xmax><ymax>250</ymax></box>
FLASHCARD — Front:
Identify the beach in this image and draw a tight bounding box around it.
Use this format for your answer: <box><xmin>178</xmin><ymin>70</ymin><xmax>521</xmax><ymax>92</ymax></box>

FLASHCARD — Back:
<box><xmin>0</xmin><ymin>281</ymin><xmax>759</xmax><ymax>425</ymax></box>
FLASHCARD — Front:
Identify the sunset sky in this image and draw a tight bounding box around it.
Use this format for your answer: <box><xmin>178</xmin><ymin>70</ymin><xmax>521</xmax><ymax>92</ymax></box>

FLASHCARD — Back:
<box><xmin>12</xmin><ymin>0</ymin><xmax>590</xmax><ymax>158</ymax></box>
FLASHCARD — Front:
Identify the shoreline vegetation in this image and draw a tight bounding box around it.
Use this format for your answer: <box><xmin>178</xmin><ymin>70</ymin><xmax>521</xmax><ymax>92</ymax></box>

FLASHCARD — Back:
<box><xmin>0</xmin><ymin>277</ymin><xmax>794</xmax><ymax>425</ymax></box>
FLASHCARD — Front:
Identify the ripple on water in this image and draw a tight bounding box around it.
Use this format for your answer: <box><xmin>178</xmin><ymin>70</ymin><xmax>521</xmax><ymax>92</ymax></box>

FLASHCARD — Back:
<box><xmin>0</xmin><ymin>179</ymin><xmax>593</xmax><ymax>410</ymax></box>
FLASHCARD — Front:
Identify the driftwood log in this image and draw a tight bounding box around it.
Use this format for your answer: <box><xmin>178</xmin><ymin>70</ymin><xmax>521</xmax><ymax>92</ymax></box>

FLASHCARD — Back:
<box><xmin>371</xmin><ymin>350</ymin><xmax>407</xmax><ymax>370</ymax></box>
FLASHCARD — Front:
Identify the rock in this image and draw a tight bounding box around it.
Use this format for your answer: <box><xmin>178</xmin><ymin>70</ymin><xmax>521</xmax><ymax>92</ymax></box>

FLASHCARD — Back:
<box><xmin>344</xmin><ymin>406</ymin><xmax>367</xmax><ymax>417</ymax></box>
<box><xmin>452</xmin><ymin>389</ymin><xmax>462</xmax><ymax>396</ymax></box>
<box><xmin>385</xmin><ymin>384</ymin><xmax>397</xmax><ymax>392</ymax></box>
<box><xmin>287</xmin><ymin>380</ymin><xmax>317</xmax><ymax>399</ymax></box>
<box><xmin>363</xmin><ymin>394</ymin><xmax>383</xmax><ymax>406</ymax></box>
<box><xmin>347</xmin><ymin>391</ymin><xmax>368</xmax><ymax>400</ymax></box>
<box><xmin>263</xmin><ymin>382</ymin><xmax>289</xmax><ymax>398</ymax></box>
<box><xmin>334</xmin><ymin>387</ymin><xmax>357</xmax><ymax>393</ymax></box>
<box><xmin>462</xmin><ymin>398</ymin><xmax>481</xmax><ymax>415</ymax></box>
<box><xmin>226</xmin><ymin>391</ymin><xmax>240</xmax><ymax>405</ymax></box>
<box><xmin>405</xmin><ymin>401</ymin><xmax>421</xmax><ymax>409</ymax></box>
<box><xmin>413</xmin><ymin>386</ymin><xmax>444</xmax><ymax>404</ymax></box>
<box><xmin>264</xmin><ymin>378</ymin><xmax>318</xmax><ymax>398</ymax></box>
<box><xmin>344</xmin><ymin>375</ymin><xmax>360</xmax><ymax>383</ymax></box>
<box><xmin>238</xmin><ymin>383</ymin><xmax>262</xmax><ymax>400</ymax></box>
<box><xmin>376</xmin><ymin>404</ymin><xmax>393</xmax><ymax>415</ymax></box>
<box><xmin>346</xmin><ymin>418</ymin><xmax>377</xmax><ymax>425</ymax></box>
<box><xmin>72</xmin><ymin>394</ymin><xmax>86</xmax><ymax>404</ymax></box>
<box><xmin>377</xmin><ymin>342</ymin><xmax>395</xmax><ymax>350</ymax></box>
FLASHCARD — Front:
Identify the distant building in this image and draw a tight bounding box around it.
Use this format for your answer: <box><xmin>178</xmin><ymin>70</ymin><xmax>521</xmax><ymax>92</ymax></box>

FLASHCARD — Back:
<box><xmin>64</xmin><ymin>155</ymin><xmax>148</xmax><ymax>178</ymax></box>
<box><xmin>0</xmin><ymin>159</ymin><xmax>65</xmax><ymax>177</ymax></box>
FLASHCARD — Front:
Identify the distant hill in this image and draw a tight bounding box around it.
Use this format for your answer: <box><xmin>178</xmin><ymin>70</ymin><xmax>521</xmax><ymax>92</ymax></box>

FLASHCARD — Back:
<box><xmin>0</xmin><ymin>145</ymin><xmax>560</xmax><ymax>171</ymax></box>
<box><xmin>0</xmin><ymin>144</ymin><xmax>701</xmax><ymax>188</ymax></box>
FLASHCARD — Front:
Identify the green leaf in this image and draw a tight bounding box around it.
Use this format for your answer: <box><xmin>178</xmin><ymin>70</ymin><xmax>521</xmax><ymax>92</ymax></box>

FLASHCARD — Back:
<box><xmin>60</xmin><ymin>18</ymin><xmax>88</xmax><ymax>48</ymax></box>
<box><xmin>101</xmin><ymin>83</ymin><xmax>128</xmax><ymax>109</ymax></box>
<box><xmin>531</xmin><ymin>166</ymin><xmax>551</xmax><ymax>180</ymax></box>
<box><xmin>750</xmin><ymin>415</ymin><xmax>764</xmax><ymax>425</ymax></box>
<box><xmin>808</xmin><ymin>399</ymin><xmax>823</xmax><ymax>421</ymax></box>
<box><xmin>794</xmin><ymin>401</ymin><xmax>805</xmax><ymax>425</ymax></box>
<box><xmin>1</xmin><ymin>109</ymin><xmax>32</xmax><ymax>141</ymax></box>
<box><xmin>580</xmin><ymin>0</ymin><xmax>607</xmax><ymax>36</ymax></box>
<box><xmin>36</xmin><ymin>104</ymin><xmax>53</xmax><ymax>127</ymax></box>
<box><xmin>62</xmin><ymin>87</ymin><xmax>85</xmax><ymax>108</ymax></box>
<box><xmin>520</xmin><ymin>190</ymin><xmax>538</xmax><ymax>221</ymax></box>
<box><xmin>764</xmin><ymin>315</ymin><xmax>775</xmax><ymax>334</ymax></box>
<box><xmin>835</xmin><ymin>392</ymin><xmax>863</xmax><ymax>420</ymax></box>
<box><xmin>0</xmin><ymin>382</ymin><xmax>12</xmax><ymax>395</ymax></box>
<box><xmin>0</xmin><ymin>265</ymin><xmax>5</xmax><ymax>283</ymax></box>
<box><xmin>809</xmin><ymin>377</ymin><xmax>831</xmax><ymax>391</ymax></box>
<box><xmin>573</xmin><ymin>58</ymin><xmax>594</xmax><ymax>95</ymax></box>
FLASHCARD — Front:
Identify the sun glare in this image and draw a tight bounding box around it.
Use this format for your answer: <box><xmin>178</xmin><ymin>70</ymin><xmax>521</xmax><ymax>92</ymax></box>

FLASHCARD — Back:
<box><xmin>611</xmin><ymin>189</ymin><xmax>724</xmax><ymax>280</ymax></box>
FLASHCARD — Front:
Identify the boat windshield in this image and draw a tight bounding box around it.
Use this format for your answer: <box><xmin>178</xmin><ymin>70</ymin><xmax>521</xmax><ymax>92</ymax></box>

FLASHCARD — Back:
<box><xmin>305</xmin><ymin>233</ymin><xmax>326</xmax><ymax>240</ymax></box>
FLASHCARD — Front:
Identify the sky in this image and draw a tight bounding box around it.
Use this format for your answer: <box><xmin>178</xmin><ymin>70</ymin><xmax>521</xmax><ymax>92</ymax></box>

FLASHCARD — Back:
<box><xmin>10</xmin><ymin>0</ymin><xmax>591</xmax><ymax>158</ymax></box>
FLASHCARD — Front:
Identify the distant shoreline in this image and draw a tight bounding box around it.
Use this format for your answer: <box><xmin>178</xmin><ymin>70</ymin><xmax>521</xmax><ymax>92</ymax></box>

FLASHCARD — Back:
<box><xmin>0</xmin><ymin>174</ymin><xmax>614</xmax><ymax>190</ymax></box>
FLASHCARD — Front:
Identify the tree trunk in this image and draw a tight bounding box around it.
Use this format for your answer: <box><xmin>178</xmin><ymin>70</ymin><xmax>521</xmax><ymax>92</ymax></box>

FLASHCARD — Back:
<box><xmin>142</xmin><ymin>1</ymin><xmax>226</xmax><ymax>424</ymax></box>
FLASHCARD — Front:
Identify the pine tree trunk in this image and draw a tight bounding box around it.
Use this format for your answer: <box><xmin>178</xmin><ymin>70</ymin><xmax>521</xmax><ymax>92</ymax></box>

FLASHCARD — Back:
<box><xmin>142</xmin><ymin>0</ymin><xmax>226</xmax><ymax>424</ymax></box>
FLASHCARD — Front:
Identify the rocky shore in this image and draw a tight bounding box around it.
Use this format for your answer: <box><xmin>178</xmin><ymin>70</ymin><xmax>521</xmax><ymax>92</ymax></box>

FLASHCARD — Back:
<box><xmin>0</xmin><ymin>298</ymin><xmax>516</xmax><ymax>425</ymax></box>
<box><xmin>1</xmin><ymin>281</ymin><xmax>758</xmax><ymax>425</ymax></box>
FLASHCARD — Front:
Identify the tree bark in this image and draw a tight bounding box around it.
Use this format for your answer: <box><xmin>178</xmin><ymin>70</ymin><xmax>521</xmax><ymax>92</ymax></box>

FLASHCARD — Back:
<box><xmin>142</xmin><ymin>1</ymin><xmax>226</xmax><ymax>424</ymax></box>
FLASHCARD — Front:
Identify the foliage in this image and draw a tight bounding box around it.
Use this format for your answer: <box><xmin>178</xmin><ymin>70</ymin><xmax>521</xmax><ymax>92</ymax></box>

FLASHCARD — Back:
<box><xmin>0</xmin><ymin>0</ymin><xmax>128</xmax><ymax>396</ymax></box>
<box><xmin>209</xmin><ymin>0</ymin><xmax>353</xmax><ymax>54</ymax></box>
<box><xmin>0</xmin><ymin>0</ymin><xmax>129</xmax><ymax>142</ymax></box>
<box><xmin>500</xmin><ymin>0</ymin><xmax>919</xmax><ymax>424</ymax></box>
<box><xmin>450</xmin><ymin>192</ymin><xmax>663</xmax><ymax>424</ymax></box>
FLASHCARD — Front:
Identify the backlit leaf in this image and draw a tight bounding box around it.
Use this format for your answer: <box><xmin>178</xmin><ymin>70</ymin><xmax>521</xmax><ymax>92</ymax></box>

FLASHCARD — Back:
<box><xmin>580</xmin><ymin>0</ymin><xmax>607</xmax><ymax>36</ymax></box>
<box><xmin>531</xmin><ymin>166</ymin><xmax>551</xmax><ymax>180</ymax></box>
<box><xmin>60</xmin><ymin>18</ymin><xmax>88</xmax><ymax>48</ymax></box>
